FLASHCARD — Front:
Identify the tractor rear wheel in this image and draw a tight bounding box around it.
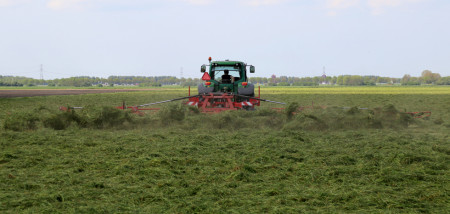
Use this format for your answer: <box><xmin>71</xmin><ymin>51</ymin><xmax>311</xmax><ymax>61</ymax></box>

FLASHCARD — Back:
<box><xmin>238</xmin><ymin>84</ymin><xmax>254</xmax><ymax>96</ymax></box>
<box><xmin>198</xmin><ymin>84</ymin><xmax>214</xmax><ymax>94</ymax></box>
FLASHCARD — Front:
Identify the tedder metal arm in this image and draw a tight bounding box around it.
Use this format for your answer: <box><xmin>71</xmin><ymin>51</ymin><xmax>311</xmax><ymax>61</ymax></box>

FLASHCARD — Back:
<box><xmin>138</xmin><ymin>95</ymin><xmax>200</xmax><ymax>107</ymax></box>
<box><xmin>236</xmin><ymin>94</ymin><xmax>286</xmax><ymax>105</ymax></box>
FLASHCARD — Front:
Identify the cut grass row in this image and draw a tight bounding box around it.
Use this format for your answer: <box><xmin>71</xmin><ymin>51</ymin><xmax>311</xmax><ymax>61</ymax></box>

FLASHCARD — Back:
<box><xmin>1</xmin><ymin>128</ymin><xmax>448</xmax><ymax>213</ymax></box>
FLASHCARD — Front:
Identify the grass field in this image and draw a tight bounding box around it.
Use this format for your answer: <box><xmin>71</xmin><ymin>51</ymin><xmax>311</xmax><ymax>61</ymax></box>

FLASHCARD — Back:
<box><xmin>0</xmin><ymin>87</ymin><xmax>449</xmax><ymax>213</ymax></box>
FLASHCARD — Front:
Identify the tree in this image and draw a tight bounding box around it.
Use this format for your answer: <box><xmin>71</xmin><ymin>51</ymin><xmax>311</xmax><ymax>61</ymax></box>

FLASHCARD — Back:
<box><xmin>421</xmin><ymin>70</ymin><xmax>441</xmax><ymax>84</ymax></box>
<box><xmin>436</xmin><ymin>76</ymin><xmax>450</xmax><ymax>85</ymax></box>
<box><xmin>337</xmin><ymin>76</ymin><xmax>344</xmax><ymax>85</ymax></box>
<box><xmin>401</xmin><ymin>74</ymin><xmax>411</xmax><ymax>85</ymax></box>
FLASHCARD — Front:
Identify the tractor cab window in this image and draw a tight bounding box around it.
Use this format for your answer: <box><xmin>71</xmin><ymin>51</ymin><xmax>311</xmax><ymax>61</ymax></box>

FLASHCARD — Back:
<box><xmin>212</xmin><ymin>66</ymin><xmax>241</xmax><ymax>83</ymax></box>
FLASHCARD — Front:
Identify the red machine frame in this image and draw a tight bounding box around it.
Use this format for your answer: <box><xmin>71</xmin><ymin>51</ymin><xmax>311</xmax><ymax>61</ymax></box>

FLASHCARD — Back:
<box><xmin>185</xmin><ymin>86</ymin><xmax>261</xmax><ymax>113</ymax></box>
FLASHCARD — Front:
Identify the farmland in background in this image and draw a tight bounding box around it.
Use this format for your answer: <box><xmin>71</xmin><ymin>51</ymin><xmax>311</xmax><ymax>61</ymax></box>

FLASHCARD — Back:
<box><xmin>0</xmin><ymin>87</ymin><xmax>449</xmax><ymax>213</ymax></box>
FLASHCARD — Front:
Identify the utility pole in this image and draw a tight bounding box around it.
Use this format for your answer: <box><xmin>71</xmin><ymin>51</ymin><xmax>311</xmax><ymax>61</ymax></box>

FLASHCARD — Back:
<box><xmin>322</xmin><ymin>66</ymin><xmax>327</xmax><ymax>84</ymax></box>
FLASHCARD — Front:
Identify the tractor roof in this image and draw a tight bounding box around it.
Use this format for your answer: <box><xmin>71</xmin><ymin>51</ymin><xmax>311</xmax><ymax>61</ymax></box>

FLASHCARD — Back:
<box><xmin>211</xmin><ymin>60</ymin><xmax>245</xmax><ymax>66</ymax></box>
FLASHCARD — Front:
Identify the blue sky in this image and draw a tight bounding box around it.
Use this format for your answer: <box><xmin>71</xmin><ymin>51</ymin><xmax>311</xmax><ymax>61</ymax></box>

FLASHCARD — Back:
<box><xmin>0</xmin><ymin>0</ymin><xmax>449</xmax><ymax>79</ymax></box>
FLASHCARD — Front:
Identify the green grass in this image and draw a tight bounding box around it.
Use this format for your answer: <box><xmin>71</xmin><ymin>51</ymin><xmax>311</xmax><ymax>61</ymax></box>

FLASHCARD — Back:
<box><xmin>0</xmin><ymin>87</ymin><xmax>449</xmax><ymax>213</ymax></box>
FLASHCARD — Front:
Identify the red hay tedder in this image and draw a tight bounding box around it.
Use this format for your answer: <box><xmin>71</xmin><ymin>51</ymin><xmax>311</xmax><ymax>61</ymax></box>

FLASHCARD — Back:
<box><xmin>59</xmin><ymin>57</ymin><xmax>431</xmax><ymax>118</ymax></box>
<box><xmin>113</xmin><ymin>58</ymin><xmax>284</xmax><ymax>114</ymax></box>
<box><xmin>114</xmin><ymin>84</ymin><xmax>284</xmax><ymax>114</ymax></box>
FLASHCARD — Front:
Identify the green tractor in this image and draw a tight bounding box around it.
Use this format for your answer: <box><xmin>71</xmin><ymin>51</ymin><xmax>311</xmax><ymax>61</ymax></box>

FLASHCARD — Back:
<box><xmin>183</xmin><ymin>57</ymin><xmax>260</xmax><ymax>112</ymax></box>
<box><xmin>198</xmin><ymin>58</ymin><xmax>255</xmax><ymax>97</ymax></box>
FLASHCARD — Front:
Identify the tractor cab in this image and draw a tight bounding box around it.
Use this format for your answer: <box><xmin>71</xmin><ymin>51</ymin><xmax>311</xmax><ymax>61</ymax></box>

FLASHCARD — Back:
<box><xmin>210</xmin><ymin>62</ymin><xmax>245</xmax><ymax>93</ymax></box>
<box><xmin>200</xmin><ymin>59</ymin><xmax>254</xmax><ymax>94</ymax></box>
<box><xmin>213</xmin><ymin>67</ymin><xmax>240</xmax><ymax>84</ymax></box>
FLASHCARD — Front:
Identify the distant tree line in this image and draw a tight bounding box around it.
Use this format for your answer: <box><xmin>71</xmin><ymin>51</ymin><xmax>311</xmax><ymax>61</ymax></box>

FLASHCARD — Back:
<box><xmin>0</xmin><ymin>70</ymin><xmax>448</xmax><ymax>87</ymax></box>
<box><xmin>0</xmin><ymin>75</ymin><xmax>201</xmax><ymax>87</ymax></box>
<box><xmin>400</xmin><ymin>70</ymin><xmax>449</xmax><ymax>85</ymax></box>
<box><xmin>249</xmin><ymin>75</ymin><xmax>388</xmax><ymax>86</ymax></box>
<box><xmin>249</xmin><ymin>70</ymin><xmax>448</xmax><ymax>86</ymax></box>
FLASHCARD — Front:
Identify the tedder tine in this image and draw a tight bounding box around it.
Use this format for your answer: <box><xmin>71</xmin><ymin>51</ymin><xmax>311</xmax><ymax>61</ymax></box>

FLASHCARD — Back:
<box><xmin>236</xmin><ymin>94</ymin><xmax>286</xmax><ymax>105</ymax></box>
<box><xmin>138</xmin><ymin>95</ymin><xmax>200</xmax><ymax>107</ymax></box>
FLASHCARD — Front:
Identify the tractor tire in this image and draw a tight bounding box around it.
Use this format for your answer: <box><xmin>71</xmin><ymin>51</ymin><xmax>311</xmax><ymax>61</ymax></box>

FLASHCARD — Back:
<box><xmin>238</xmin><ymin>83</ymin><xmax>255</xmax><ymax>96</ymax></box>
<box><xmin>198</xmin><ymin>84</ymin><xmax>214</xmax><ymax>94</ymax></box>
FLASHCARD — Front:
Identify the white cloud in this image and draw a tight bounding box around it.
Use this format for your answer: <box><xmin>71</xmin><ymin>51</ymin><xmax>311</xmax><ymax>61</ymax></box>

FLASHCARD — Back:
<box><xmin>368</xmin><ymin>0</ymin><xmax>426</xmax><ymax>15</ymax></box>
<box><xmin>0</xmin><ymin>0</ymin><xmax>31</xmax><ymax>7</ymax></box>
<box><xmin>182</xmin><ymin>0</ymin><xmax>213</xmax><ymax>5</ymax></box>
<box><xmin>243</xmin><ymin>0</ymin><xmax>289</xmax><ymax>6</ymax></box>
<box><xmin>325</xmin><ymin>0</ymin><xmax>426</xmax><ymax>15</ymax></box>
<box><xmin>327</xmin><ymin>0</ymin><xmax>360</xmax><ymax>9</ymax></box>
<box><xmin>45</xmin><ymin>0</ymin><xmax>213</xmax><ymax>10</ymax></box>
<box><xmin>47</xmin><ymin>0</ymin><xmax>89</xmax><ymax>10</ymax></box>
<box><xmin>0</xmin><ymin>0</ymin><xmax>12</xmax><ymax>7</ymax></box>
<box><xmin>326</xmin><ymin>0</ymin><xmax>360</xmax><ymax>15</ymax></box>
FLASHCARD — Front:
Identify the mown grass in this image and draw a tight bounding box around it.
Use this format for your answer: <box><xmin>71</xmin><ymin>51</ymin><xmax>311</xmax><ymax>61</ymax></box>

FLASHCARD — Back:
<box><xmin>0</xmin><ymin>87</ymin><xmax>449</xmax><ymax>213</ymax></box>
<box><xmin>259</xmin><ymin>86</ymin><xmax>450</xmax><ymax>94</ymax></box>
